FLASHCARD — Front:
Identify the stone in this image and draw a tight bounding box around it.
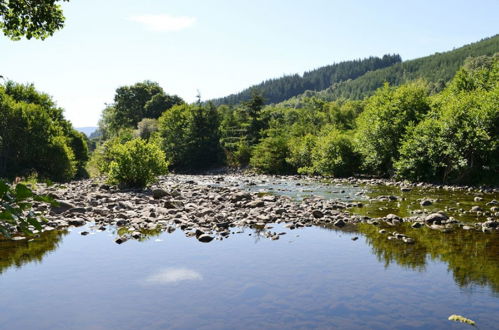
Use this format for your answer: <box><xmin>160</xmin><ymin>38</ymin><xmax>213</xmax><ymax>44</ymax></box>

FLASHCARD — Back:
<box><xmin>152</xmin><ymin>189</ymin><xmax>169</xmax><ymax>199</ymax></box>
<box><xmin>68</xmin><ymin>207</ymin><xmax>87</xmax><ymax>213</ymax></box>
<box><xmin>312</xmin><ymin>210</ymin><xmax>324</xmax><ymax>218</ymax></box>
<box><xmin>420</xmin><ymin>200</ymin><xmax>432</xmax><ymax>206</ymax></box>
<box><xmin>80</xmin><ymin>231</ymin><xmax>89</xmax><ymax>236</ymax></box>
<box><xmin>51</xmin><ymin>201</ymin><xmax>75</xmax><ymax>214</ymax></box>
<box><xmin>246</xmin><ymin>200</ymin><xmax>264</xmax><ymax>208</ymax></box>
<box><xmin>115</xmin><ymin>237</ymin><xmax>128</xmax><ymax>244</ymax></box>
<box><xmin>333</xmin><ymin>219</ymin><xmax>346</xmax><ymax>227</ymax></box>
<box><xmin>68</xmin><ymin>219</ymin><xmax>86</xmax><ymax>227</ymax></box>
<box><xmin>471</xmin><ymin>206</ymin><xmax>483</xmax><ymax>212</ymax></box>
<box><xmin>424</xmin><ymin>213</ymin><xmax>448</xmax><ymax>224</ymax></box>
<box><xmin>197</xmin><ymin>234</ymin><xmax>214</xmax><ymax>243</ymax></box>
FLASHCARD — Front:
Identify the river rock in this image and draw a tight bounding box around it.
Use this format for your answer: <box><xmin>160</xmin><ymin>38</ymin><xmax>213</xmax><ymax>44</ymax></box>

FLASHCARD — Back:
<box><xmin>68</xmin><ymin>219</ymin><xmax>86</xmax><ymax>227</ymax></box>
<box><xmin>471</xmin><ymin>206</ymin><xmax>483</xmax><ymax>212</ymax></box>
<box><xmin>51</xmin><ymin>201</ymin><xmax>75</xmax><ymax>214</ymax></box>
<box><xmin>420</xmin><ymin>200</ymin><xmax>433</xmax><ymax>206</ymax></box>
<box><xmin>152</xmin><ymin>189</ymin><xmax>169</xmax><ymax>199</ymax></box>
<box><xmin>424</xmin><ymin>213</ymin><xmax>448</xmax><ymax>224</ymax></box>
<box><xmin>312</xmin><ymin>210</ymin><xmax>324</xmax><ymax>218</ymax></box>
<box><xmin>197</xmin><ymin>234</ymin><xmax>214</xmax><ymax>243</ymax></box>
<box><xmin>333</xmin><ymin>219</ymin><xmax>346</xmax><ymax>227</ymax></box>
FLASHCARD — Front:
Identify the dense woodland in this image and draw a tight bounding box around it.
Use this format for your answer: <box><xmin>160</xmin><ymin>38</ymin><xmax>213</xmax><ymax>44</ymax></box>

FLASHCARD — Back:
<box><xmin>1</xmin><ymin>36</ymin><xmax>498</xmax><ymax>188</ymax></box>
<box><xmin>283</xmin><ymin>35</ymin><xmax>499</xmax><ymax>106</ymax></box>
<box><xmin>212</xmin><ymin>55</ymin><xmax>401</xmax><ymax>105</ymax></box>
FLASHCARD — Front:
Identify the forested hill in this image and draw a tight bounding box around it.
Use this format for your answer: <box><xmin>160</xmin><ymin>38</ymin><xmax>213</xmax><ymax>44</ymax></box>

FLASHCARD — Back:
<box><xmin>281</xmin><ymin>34</ymin><xmax>499</xmax><ymax>106</ymax></box>
<box><xmin>211</xmin><ymin>55</ymin><xmax>401</xmax><ymax>105</ymax></box>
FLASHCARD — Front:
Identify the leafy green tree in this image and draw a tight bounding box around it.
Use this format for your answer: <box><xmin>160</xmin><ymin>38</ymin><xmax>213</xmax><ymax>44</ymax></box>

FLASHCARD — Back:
<box><xmin>0</xmin><ymin>82</ymin><xmax>86</xmax><ymax>181</ymax></box>
<box><xmin>286</xmin><ymin>134</ymin><xmax>317</xmax><ymax>174</ymax></box>
<box><xmin>395</xmin><ymin>56</ymin><xmax>498</xmax><ymax>184</ymax></box>
<box><xmin>250</xmin><ymin>130</ymin><xmax>293</xmax><ymax>174</ymax></box>
<box><xmin>158</xmin><ymin>103</ymin><xmax>223</xmax><ymax>170</ymax></box>
<box><xmin>108</xmin><ymin>139</ymin><xmax>168</xmax><ymax>188</ymax></box>
<box><xmin>99</xmin><ymin>81</ymin><xmax>184</xmax><ymax>137</ymax></box>
<box><xmin>355</xmin><ymin>81</ymin><xmax>430</xmax><ymax>174</ymax></box>
<box><xmin>0</xmin><ymin>0</ymin><xmax>69</xmax><ymax>40</ymax></box>
<box><xmin>311</xmin><ymin>129</ymin><xmax>360</xmax><ymax>177</ymax></box>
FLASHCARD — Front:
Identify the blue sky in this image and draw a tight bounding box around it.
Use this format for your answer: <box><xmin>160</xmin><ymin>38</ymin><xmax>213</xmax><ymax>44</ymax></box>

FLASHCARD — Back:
<box><xmin>1</xmin><ymin>0</ymin><xmax>498</xmax><ymax>127</ymax></box>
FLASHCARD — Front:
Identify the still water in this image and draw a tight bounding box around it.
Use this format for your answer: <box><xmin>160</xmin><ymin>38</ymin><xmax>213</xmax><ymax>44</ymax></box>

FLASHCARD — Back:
<box><xmin>1</xmin><ymin>179</ymin><xmax>498</xmax><ymax>329</ymax></box>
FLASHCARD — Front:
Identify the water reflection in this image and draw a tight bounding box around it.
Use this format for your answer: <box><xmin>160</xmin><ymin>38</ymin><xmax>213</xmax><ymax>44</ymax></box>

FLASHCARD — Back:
<box><xmin>0</xmin><ymin>229</ymin><xmax>67</xmax><ymax>274</ymax></box>
<box><xmin>144</xmin><ymin>267</ymin><xmax>203</xmax><ymax>285</ymax></box>
<box><xmin>357</xmin><ymin>223</ymin><xmax>499</xmax><ymax>294</ymax></box>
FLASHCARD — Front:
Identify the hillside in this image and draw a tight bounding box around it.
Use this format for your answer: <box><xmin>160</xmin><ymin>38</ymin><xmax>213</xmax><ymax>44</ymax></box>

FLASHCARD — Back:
<box><xmin>281</xmin><ymin>34</ymin><xmax>499</xmax><ymax>106</ymax></box>
<box><xmin>211</xmin><ymin>55</ymin><xmax>401</xmax><ymax>105</ymax></box>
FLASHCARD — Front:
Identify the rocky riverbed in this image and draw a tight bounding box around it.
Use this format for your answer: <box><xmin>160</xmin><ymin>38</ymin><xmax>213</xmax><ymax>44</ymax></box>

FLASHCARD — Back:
<box><xmin>7</xmin><ymin>174</ymin><xmax>499</xmax><ymax>243</ymax></box>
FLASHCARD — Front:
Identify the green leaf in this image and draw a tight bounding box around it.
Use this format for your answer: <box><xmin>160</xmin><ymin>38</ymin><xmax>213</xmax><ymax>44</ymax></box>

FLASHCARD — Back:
<box><xmin>27</xmin><ymin>216</ymin><xmax>43</xmax><ymax>231</ymax></box>
<box><xmin>15</xmin><ymin>184</ymin><xmax>34</xmax><ymax>201</ymax></box>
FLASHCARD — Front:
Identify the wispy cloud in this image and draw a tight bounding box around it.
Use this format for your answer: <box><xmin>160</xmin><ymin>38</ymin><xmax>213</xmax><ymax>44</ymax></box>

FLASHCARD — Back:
<box><xmin>129</xmin><ymin>14</ymin><xmax>196</xmax><ymax>32</ymax></box>
<box><xmin>143</xmin><ymin>268</ymin><xmax>203</xmax><ymax>285</ymax></box>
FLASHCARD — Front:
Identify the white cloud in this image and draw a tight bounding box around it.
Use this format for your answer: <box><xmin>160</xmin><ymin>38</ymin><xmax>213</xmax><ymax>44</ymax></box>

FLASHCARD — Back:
<box><xmin>144</xmin><ymin>267</ymin><xmax>203</xmax><ymax>285</ymax></box>
<box><xmin>129</xmin><ymin>14</ymin><xmax>196</xmax><ymax>32</ymax></box>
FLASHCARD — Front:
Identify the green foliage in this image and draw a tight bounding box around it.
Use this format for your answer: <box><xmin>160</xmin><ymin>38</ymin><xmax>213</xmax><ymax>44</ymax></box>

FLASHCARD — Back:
<box><xmin>310</xmin><ymin>130</ymin><xmax>360</xmax><ymax>177</ymax></box>
<box><xmin>287</xmin><ymin>134</ymin><xmax>317</xmax><ymax>174</ymax></box>
<box><xmin>158</xmin><ymin>103</ymin><xmax>223</xmax><ymax>170</ymax></box>
<box><xmin>107</xmin><ymin>139</ymin><xmax>168</xmax><ymax>188</ymax></box>
<box><xmin>250</xmin><ymin>131</ymin><xmax>293</xmax><ymax>174</ymax></box>
<box><xmin>395</xmin><ymin>59</ymin><xmax>498</xmax><ymax>184</ymax></box>
<box><xmin>99</xmin><ymin>81</ymin><xmax>184</xmax><ymax>137</ymax></box>
<box><xmin>135</xmin><ymin>118</ymin><xmax>159</xmax><ymax>140</ymax></box>
<box><xmin>285</xmin><ymin>35</ymin><xmax>499</xmax><ymax>105</ymax></box>
<box><xmin>0</xmin><ymin>180</ymin><xmax>55</xmax><ymax>238</ymax></box>
<box><xmin>213</xmin><ymin>55</ymin><xmax>401</xmax><ymax>105</ymax></box>
<box><xmin>87</xmin><ymin>129</ymin><xmax>134</xmax><ymax>176</ymax></box>
<box><xmin>0</xmin><ymin>0</ymin><xmax>68</xmax><ymax>40</ymax></box>
<box><xmin>0</xmin><ymin>82</ymin><xmax>87</xmax><ymax>181</ymax></box>
<box><xmin>355</xmin><ymin>81</ymin><xmax>430</xmax><ymax>174</ymax></box>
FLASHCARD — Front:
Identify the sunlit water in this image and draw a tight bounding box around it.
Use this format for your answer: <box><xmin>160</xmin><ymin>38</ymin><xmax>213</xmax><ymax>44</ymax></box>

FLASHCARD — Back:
<box><xmin>1</xmin><ymin>177</ymin><xmax>498</xmax><ymax>330</ymax></box>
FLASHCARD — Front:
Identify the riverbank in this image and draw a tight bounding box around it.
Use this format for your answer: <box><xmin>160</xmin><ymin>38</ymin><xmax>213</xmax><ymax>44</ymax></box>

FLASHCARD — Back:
<box><xmin>6</xmin><ymin>174</ymin><xmax>497</xmax><ymax>242</ymax></box>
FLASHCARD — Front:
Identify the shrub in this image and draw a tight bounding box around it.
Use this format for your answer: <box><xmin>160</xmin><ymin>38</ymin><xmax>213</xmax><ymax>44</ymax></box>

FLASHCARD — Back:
<box><xmin>286</xmin><ymin>134</ymin><xmax>317</xmax><ymax>174</ymax></box>
<box><xmin>108</xmin><ymin>139</ymin><xmax>168</xmax><ymax>188</ymax></box>
<box><xmin>355</xmin><ymin>81</ymin><xmax>430</xmax><ymax>175</ymax></box>
<box><xmin>250</xmin><ymin>134</ymin><xmax>293</xmax><ymax>174</ymax></box>
<box><xmin>311</xmin><ymin>130</ymin><xmax>360</xmax><ymax>177</ymax></box>
<box><xmin>395</xmin><ymin>88</ymin><xmax>498</xmax><ymax>184</ymax></box>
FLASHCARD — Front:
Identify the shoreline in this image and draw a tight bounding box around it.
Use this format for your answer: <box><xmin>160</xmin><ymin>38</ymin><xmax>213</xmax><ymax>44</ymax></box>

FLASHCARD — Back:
<box><xmin>3</xmin><ymin>174</ymin><xmax>498</xmax><ymax>242</ymax></box>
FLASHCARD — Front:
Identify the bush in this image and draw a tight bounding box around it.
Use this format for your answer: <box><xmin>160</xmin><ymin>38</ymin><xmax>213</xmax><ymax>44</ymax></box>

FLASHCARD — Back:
<box><xmin>136</xmin><ymin>118</ymin><xmax>159</xmax><ymax>140</ymax></box>
<box><xmin>395</xmin><ymin>88</ymin><xmax>498</xmax><ymax>184</ymax></box>
<box><xmin>108</xmin><ymin>139</ymin><xmax>168</xmax><ymax>188</ymax></box>
<box><xmin>311</xmin><ymin>130</ymin><xmax>360</xmax><ymax>177</ymax></box>
<box><xmin>250</xmin><ymin>134</ymin><xmax>293</xmax><ymax>174</ymax></box>
<box><xmin>355</xmin><ymin>81</ymin><xmax>430</xmax><ymax>174</ymax></box>
<box><xmin>286</xmin><ymin>134</ymin><xmax>317</xmax><ymax>174</ymax></box>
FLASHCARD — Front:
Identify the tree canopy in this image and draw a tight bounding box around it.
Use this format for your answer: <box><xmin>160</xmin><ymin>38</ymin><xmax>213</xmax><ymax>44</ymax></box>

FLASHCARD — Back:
<box><xmin>0</xmin><ymin>0</ymin><xmax>69</xmax><ymax>40</ymax></box>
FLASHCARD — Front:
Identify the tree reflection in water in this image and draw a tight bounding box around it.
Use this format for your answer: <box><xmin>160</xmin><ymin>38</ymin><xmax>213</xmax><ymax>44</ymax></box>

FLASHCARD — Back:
<box><xmin>0</xmin><ymin>229</ymin><xmax>68</xmax><ymax>274</ymax></box>
<box><xmin>356</xmin><ymin>223</ymin><xmax>499</xmax><ymax>294</ymax></box>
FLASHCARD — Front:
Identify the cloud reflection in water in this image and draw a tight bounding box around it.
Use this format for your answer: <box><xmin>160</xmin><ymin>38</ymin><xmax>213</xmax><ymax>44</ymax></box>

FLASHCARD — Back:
<box><xmin>144</xmin><ymin>267</ymin><xmax>203</xmax><ymax>285</ymax></box>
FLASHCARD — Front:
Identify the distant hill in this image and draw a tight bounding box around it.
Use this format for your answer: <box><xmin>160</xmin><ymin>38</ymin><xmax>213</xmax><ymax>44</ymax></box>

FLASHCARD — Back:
<box><xmin>211</xmin><ymin>54</ymin><xmax>401</xmax><ymax>106</ymax></box>
<box><xmin>75</xmin><ymin>126</ymin><xmax>98</xmax><ymax>137</ymax></box>
<box><xmin>280</xmin><ymin>34</ymin><xmax>499</xmax><ymax>106</ymax></box>
<box><xmin>212</xmin><ymin>35</ymin><xmax>499</xmax><ymax>108</ymax></box>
